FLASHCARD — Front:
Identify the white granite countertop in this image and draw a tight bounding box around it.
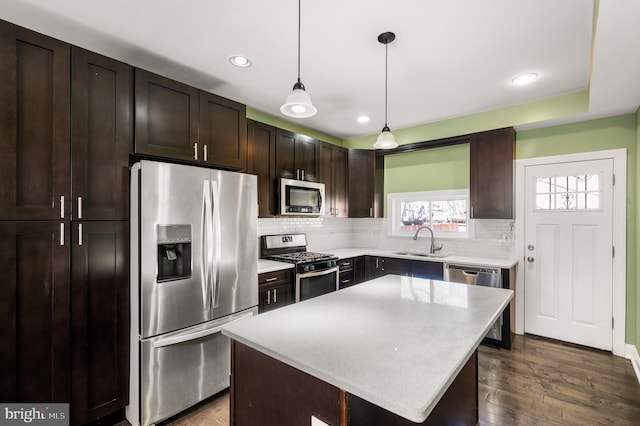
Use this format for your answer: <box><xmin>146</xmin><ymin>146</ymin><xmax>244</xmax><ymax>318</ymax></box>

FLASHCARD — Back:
<box><xmin>258</xmin><ymin>248</ymin><xmax>517</xmax><ymax>273</ymax></box>
<box><xmin>223</xmin><ymin>275</ymin><xmax>513</xmax><ymax>423</ymax></box>
<box><xmin>258</xmin><ymin>258</ymin><xmax>294</xmax><ymax>274</ymax></box>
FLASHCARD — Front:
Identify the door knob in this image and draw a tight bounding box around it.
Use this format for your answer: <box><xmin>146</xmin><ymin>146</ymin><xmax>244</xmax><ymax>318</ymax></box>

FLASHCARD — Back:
<box><xmin>527</xmin><ymin>257</ymin><xmax>535</xmax><ymax>263</ymax></box>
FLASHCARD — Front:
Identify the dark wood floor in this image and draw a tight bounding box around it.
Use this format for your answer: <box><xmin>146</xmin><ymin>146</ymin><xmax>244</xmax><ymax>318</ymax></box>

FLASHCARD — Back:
<box><xmin>478</xmin><ymin>334</ymin><xmax>640</xmax><ymax>425</ymax></box>
<box><xmin>127</xmin><ymin>334</ymin><xmax>640</xmax><ymax>426</ymax></box>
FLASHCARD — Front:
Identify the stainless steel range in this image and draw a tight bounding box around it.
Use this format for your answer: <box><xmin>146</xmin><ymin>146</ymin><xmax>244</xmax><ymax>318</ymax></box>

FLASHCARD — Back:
<box><xmin>261</xmin><ymin>234</ymin><xmax>338</xmax><ymax>302</ymax></box>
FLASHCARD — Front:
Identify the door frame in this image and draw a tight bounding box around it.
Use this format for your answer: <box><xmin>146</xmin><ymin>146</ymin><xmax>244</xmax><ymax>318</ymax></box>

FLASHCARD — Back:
<box><xmin>515</xmin><ymin>148</ymin><xmax>627</xmax><ymax>356</ymax></box>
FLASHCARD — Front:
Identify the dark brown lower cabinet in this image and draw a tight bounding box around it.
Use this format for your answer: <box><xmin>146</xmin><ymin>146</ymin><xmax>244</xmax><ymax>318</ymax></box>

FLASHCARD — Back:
<box><xmin>231</xmin><ymin>341</ymin><xmax>478</xmax><ymax>426</ymax></box>
<box><xmin>0</xmin><ymin>221</ymin><xmax>129</xmax><ymax>423</ymax></box>
<box><xmin>0</xmin><ymin>221</ymin><xmax>71</xmax><ymax>403</ymax></box>
<box><xmin>71</xmin><ymin>221</ymin><xmax>129</xmax><ymax>424</ymax></box>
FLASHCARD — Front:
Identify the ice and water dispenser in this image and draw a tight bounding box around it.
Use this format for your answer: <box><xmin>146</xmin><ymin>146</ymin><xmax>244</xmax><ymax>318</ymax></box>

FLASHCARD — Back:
<box><xmin>156</xmin><ymin>224</ymin><xmax>192</xmax><ymax>282</ymax></box>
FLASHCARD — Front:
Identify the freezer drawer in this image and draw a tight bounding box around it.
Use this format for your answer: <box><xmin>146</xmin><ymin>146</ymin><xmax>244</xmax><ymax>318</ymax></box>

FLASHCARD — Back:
<box><xmin>128</xmin><ymin>308</ymin><xmax>256</xmax><ymax>426</ymax></box>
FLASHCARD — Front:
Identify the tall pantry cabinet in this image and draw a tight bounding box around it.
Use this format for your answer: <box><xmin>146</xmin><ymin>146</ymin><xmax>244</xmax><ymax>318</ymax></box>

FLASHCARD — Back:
<box><xmin>0</xmin><ymin>20</ymin><xmax>130</xmax><ymax>425</ymax></box>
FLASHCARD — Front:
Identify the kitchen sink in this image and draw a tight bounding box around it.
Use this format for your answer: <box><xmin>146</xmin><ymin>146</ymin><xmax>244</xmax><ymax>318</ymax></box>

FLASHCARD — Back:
<box><xmin>393</xmin><ymin>251</ymin><xmax>449</xmax><ymax>259</ymax></box>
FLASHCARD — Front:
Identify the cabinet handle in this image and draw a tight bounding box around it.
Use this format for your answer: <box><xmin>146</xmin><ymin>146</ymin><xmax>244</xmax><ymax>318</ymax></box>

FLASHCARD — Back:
<box><xmin>340</xmin><ymin>262</ymin><xmax>350</xmax><ymax>267</ymax></box>
<box><xmin>265</xmin><ymin>277</ymin><xmax>277</xmax><ymax>282</ymax></box>
<box><xmin>203</xmin><ymin>144</ymin><xmax>208</xmax><ymax>161</ymax></box>
<box><xmin>376</xmin><ymin>258</ymin><xmax>379</xmax><ymax>268</ymax></box>
<box><xmin>301</xmin><ymin>169</ymin><xmax>305</xmax><ymax>181</ymax></box>
<box><xmin>77</xmin><ymin>196</ymin><xmax>83</xmax><ymax>219</ymax></box>
<box><xmin>341</xmin><ymin>279</ymin><xmax>350</xmax><ymax>284</ymax></box>
<box><xmin>369</xmin><ymin>207</ymin><xmax>373</xmax><ymax>217</ymax></box>
<box><xmin>60</xmin><ymin>195</ymin><xmax>65</xmax><ymax>218</ymax></box>
<box><xmin>60</xmin><ymin>223</ymin><xmax>65</xmax><ymax>246</ymax></box>
<box><xmin>471</xmin><ymin>206</ymin><xmax>474</xmax><ymax>218</ymax></box>
<box><xmin>78</xmin><ymin>223</ymin><xmax>83</xmax><ymax>246</ymax></box>
<box><xmin>273</xmin><ymin>288</ymin><xmax>277</xmax><ymax>303</ymax></box>
<box><xmin>194</xmin><ymin>142</ymin><xmax>199</xmax><ymax>160</ymax></box>
<box><xmin>266</xmin><ymin>290</ymin><xmax>271</xmax><ymax>304</ymax></box>
<box><xmin>296</xmin><ymin>169</ymin><xmax>300</xmax><ymax>180</ymax></box>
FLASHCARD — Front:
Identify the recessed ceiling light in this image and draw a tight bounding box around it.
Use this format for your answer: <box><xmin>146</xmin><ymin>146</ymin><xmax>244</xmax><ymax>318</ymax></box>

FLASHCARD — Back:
<box><xmin>357</xmin><ymin>115</ymin><xmax>370</xmax><ymax>124</ymax></box>
<box><xmin>511</xmin><ymin>72</ymin><xmax>538</xmax><ymax>86</ymax></box>
<box><xmin>229</xmin><ymin>55</ymin><xmax>251</xmax><ymax>68</ymax></box>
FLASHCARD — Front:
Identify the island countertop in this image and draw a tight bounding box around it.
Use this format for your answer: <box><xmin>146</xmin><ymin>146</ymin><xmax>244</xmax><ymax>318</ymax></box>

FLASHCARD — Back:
<box><xmin>223</xmin><ymin>275</ymin><xmax>513</xmax><ymax>423</ymax></box>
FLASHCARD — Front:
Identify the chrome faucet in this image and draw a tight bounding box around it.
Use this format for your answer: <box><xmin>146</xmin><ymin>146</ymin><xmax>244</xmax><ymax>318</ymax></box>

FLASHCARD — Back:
<box><xmin>412</xmin><ymin>225</ymin><xmax>443</xmax><ymax>254</ymax></box>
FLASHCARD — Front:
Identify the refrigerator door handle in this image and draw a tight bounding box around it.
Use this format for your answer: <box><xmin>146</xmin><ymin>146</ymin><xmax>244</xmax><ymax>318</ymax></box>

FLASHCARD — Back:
<box><xmin>202</xmin><ymin>180</ymin><xmax>213</xmax><ymax>314</ymax></box>
<box><xmin>211</xmin><ymin>180</ymin><xmax>222</xmax><ymax>309</ymax></box>
<box><xmin>151</xmin><ymin>311</ymin><xmax>254</xmax><ymax>348</ymax></box>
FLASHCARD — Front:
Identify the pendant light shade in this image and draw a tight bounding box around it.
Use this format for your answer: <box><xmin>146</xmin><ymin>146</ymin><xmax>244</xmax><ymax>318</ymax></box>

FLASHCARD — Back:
<box><xmin>281</xmin><ymin>80</ymin><xmax>317</xmax><ymax>118</ymax></box>
<box><xmin>281</xmin><ymin>0</ymin><xmax>317</xmax><ymax>118</ymax></box>
<box><xmin>373</xmin><ymin>32</ymin><xmax>398</xmax><ymax>149</ymax></box>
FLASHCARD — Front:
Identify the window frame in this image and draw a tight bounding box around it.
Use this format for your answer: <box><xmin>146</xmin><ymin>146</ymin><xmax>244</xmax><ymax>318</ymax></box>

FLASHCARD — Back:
<box><xmin>387</xmin><ymin>189</ymin><xmax>473</xmax><ymax>239</ymax></box>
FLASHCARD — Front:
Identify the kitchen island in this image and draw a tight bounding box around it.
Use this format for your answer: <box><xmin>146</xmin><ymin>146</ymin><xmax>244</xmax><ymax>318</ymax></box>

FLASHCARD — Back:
<box><xmin>222</xmin><ymin>275</ymin><xmax>513</xmax><ymax>425</ymax></box>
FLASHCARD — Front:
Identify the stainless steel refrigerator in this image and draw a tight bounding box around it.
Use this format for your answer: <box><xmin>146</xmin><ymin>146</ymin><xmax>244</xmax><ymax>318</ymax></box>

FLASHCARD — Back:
<box><xmin>126</xmin><ymin>160</ymin><xmax>258</xmax><ymax>426</ymax></box>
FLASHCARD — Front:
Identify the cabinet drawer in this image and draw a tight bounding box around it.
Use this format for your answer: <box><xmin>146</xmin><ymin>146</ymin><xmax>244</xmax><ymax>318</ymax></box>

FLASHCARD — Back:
<box><xmin>338</xmin><ymin>258</ymin><xmax>354</xmax><ymax>272</ymax></box>
<box><xmin>259</xmin><ymin>269</ymin><xmax>292</xmax><ymax>287</ymax></box>
<box><xmin>339</xmin><ymin>270</ymin><xmax>355</xmax><ymax>289</ymax></box>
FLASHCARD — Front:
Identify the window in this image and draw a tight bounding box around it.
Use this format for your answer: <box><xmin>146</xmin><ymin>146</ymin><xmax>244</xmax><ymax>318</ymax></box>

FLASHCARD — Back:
<box><xmin>388</xmin><ymin>190</ymin><xmax>471</xmax><ymax>238</ymax></box>
<box><xmin>535</xmin><ymin>173</ymin><xmax>601</xmax><ymax>211</ymax></box>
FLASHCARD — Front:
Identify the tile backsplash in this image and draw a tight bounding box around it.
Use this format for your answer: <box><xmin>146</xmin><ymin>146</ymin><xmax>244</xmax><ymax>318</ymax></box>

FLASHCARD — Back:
<box><xmin>258</xmin><ymin>217</ymin><xmax>516</xmax><ymax>259</ymax></box>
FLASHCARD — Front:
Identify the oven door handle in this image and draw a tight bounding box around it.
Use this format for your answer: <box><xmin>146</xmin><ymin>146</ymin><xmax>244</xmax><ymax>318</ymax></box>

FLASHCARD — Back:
<box><xmin>298</xmin><ymin>266</ymin><xmax>339</xmax><ymax>279</ymax></box>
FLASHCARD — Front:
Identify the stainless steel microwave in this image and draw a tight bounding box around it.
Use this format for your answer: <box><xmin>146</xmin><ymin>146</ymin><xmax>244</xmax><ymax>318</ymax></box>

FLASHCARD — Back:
<box><xmin>278</xmin><ymin>178</ymin><xmax>325</xmax><ymax>216</ymax></box>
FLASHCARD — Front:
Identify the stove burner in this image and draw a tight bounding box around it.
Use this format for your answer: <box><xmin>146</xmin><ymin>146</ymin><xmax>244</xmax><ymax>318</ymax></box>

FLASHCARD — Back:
<box><xmin>269</xmin><ymin>251</ymin><xmax>335</xmax><ymax>264</ymax></box>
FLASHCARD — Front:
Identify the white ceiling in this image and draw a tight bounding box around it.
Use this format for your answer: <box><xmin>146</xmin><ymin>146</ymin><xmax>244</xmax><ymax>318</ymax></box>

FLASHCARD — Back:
<box><xmin>2</xmin><ymin>0</ymin><xmax>639</xmax><ymax>140</ymax></box>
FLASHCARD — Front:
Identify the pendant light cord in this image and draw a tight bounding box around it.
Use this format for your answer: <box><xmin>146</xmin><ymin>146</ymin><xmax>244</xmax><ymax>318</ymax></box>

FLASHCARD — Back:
<box><xmin>297</xmin><ymin>0</ymin><xmax>301</xmax><ymax>82</ymax></box>
<box><xmin>384</xmin><ymin>40</ymin><xmax>388</xmax><ymax>127</ymax></box>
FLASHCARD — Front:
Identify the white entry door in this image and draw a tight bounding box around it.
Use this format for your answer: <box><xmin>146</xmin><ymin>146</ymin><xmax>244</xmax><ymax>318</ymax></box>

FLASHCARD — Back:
<box><xmin>524</xmin><ymin>159</ymin><xmax>613</xmax><ymax>350</ymax></box>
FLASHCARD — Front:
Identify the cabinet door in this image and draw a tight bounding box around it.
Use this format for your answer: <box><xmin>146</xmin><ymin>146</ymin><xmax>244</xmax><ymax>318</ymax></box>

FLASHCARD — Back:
<box><xmin>247</xmin><ymin>120</ymin><xmax>276</xmax><ymax>217</ymax></box>
<box><xmin>275</xmin><ymin>129</ymin><xmax>297</xmax><ymax>180</ymax></box>
<box><xmin>332</xmin><ymin>146</ymin><xmax>348</xmax><ymax>217</ymax></box>
<box><xmin>319</xmin><ymin>143</ymin><xmax>348</xmax><ymax>217</ymax></box>
<box><xmin>295</xmin><ymin>135</ymin><xmax>319</xmax><ymax>182</ymax></box>
<box><xmin>364</xmin><ymin>256</ymin><xmax>383</xmax><ymax>281</ymax></box>
<box><xmin>348</xmin><ymin>149</ymin><xmax>376</xmax><ymax>218</ymax></box>
<box><xmin>71</xmin><ymin>221</ymin><xmax>129</xmax><ymax>424</ymax></box>
<box><xmin>319</xmin><ymin>142</ymin><xmax>334</xmax><ymax>213</ymax></box>
<box><xmin>469</xmin><ymin>127</ymin><xmax>514</xmax><ymax>219</ymax></box>
<box><xmin>199</xmin><ymin>91</ymin><xmax>247</xmax><ymax>170</ymax></box>
<box><xmin>72</xmin><ymin>48</ymin><xmax>131</xmax><ymax>221</ymax></box>
<box><xmin>380</xmin><ymin>257</ymin><xmax>412</xmax><ymax>276</ymax></box>
<box><xmin>259</xmin><ymin>283</ymin><xmax>293</xmax><ymax>313</ymax></box>
<box><xmin>134</xmin><ymin>68</ymin><xmax>199</xmax><ymax>161</ymax></box>
<box><xmin>0</xmin><ymin>21</ymin><xmax>71</xmax><ymax>220</ymax></box>
<box><xmin>0</xmin><ymin>222</ymin><xmax>70</xmax><ymax>402</ymax></box>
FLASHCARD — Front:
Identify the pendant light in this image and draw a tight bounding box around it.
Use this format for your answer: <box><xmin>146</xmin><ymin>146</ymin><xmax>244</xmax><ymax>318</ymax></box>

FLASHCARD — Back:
<box><xmin>280</xmin><ymin>0</ymin><xmax>317</xmax><ymax>118</ymax></box>
<box><xmin>373</xmin><ymin>32</ymin><xmax>398</xmax><ymax>149</ymax></box>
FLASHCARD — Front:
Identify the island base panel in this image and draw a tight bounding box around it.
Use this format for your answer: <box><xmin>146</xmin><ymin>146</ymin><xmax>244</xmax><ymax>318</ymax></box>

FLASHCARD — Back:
<box><xmin>231</xmin><ymin>341</ymin><xmax>342</xmax><ymax>426</ymax></box>
<box><xmin>231</xmin><ymin>341</ymin><xmax>478</xmax><ymax>425</ymax></box>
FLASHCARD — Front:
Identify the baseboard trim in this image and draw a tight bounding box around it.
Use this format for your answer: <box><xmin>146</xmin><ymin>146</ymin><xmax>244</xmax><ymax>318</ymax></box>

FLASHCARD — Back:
<box><xmin>625</xmin><ymin>344</ymin><xmax>640</xmax><ymax>384</ymax></box>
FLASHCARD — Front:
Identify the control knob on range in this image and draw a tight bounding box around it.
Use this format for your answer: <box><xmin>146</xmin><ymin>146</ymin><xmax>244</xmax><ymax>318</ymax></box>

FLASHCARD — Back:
<box><xmin>329</xmin><ymin>260</ymin><xmax>337</xmax><ymax>268</ymax></box>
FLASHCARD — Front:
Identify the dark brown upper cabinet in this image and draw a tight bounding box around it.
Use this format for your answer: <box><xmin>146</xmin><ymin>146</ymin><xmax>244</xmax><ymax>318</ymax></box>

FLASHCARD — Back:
<box><xmin>275</xmin><ymin>129</ymin><xmax>319</xmax><ymax>182</ymax></box>
<box><xmin>135</xmin><ymin>69</ymin><xmax>247</xmax><ymax>170</ymax></box>
<box><xmin>469</xmin><ymin>127</ymin><xmax>515</xmax><ymax>219</ymax></box>
<box><xmin>319</xmin><ymin>142</ymin><xmax>348</xmax><ymax>217</ymax></box>
<box><xmin>0</xmin><ymin>21</ymin><xmax>71</xmax><ymax>220</ymax></box>
<box><xmin>199</xmin><ymin>91</ymin><xmax>247</xmax><ymax>170</ymax></box>
<box><xmin>72</xmin><ymin>47</ymin><xmax>131</xmax><ymax>221</ymax></box>
<box><xmin>247</xmin><ymin>119</ymin><xmax>277</xmax><ymax>217</ymax></box>
<box><xmin>348</xmin><ymin>149</ymin><xmax>379</xmax><ymax>218</ymax></box>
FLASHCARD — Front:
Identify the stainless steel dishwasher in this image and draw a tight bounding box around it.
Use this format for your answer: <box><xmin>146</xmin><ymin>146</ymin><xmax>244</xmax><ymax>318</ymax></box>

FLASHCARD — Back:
<box><xmin>444</xmin><ymin>263</ymin><xmax>503</xmax><ymax>342</ymax></box>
